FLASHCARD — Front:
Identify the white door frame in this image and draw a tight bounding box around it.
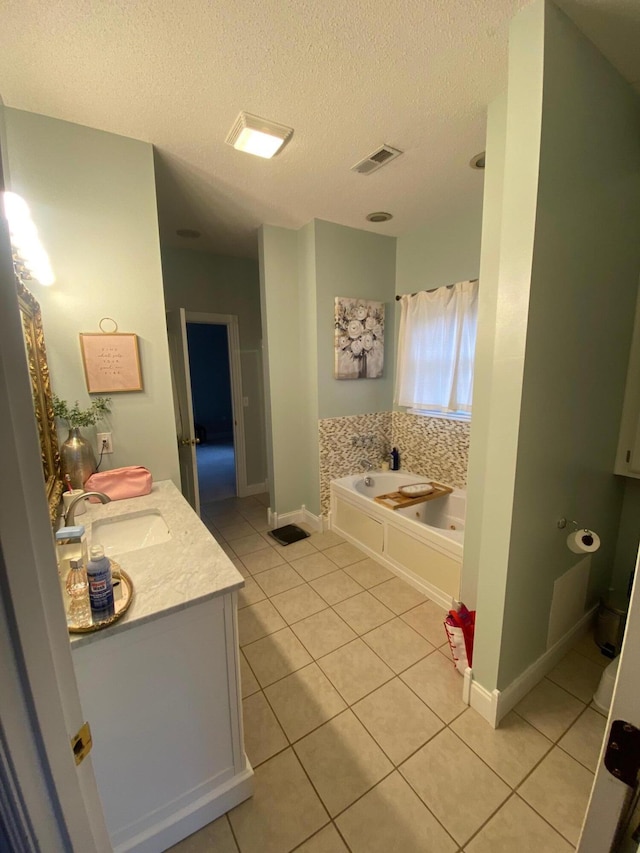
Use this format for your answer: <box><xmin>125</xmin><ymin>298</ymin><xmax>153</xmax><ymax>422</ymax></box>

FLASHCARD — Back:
<box><xmin>185</xmin><ymin>312</ymin><xmax>249</xmax><ymax>498</ymax></box>
<box><xmin>0</xmin><ymin>164</ymin><xmax>111</xmax><ymax>848</ymax></box>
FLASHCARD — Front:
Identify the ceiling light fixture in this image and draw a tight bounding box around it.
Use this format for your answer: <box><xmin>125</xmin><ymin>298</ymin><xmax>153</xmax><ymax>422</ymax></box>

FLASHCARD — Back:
<box><xmin>176</xmin><ymin>228</ymin><xmax>201</xmax><ymax>239</ymax></box>
<box><xmin>226</xmin><ymin>111</ymin><xmax>294</xmax><ymax>159</ymax></box>
<box><xmin>469</xmin><ymin>152</ymin><xmax>486</xmax><ymax>170</ymax></box>
<box><xmin>366</xmin><ymin>211</ymin><xmax>393</xmax><ymax>223</ymax></box>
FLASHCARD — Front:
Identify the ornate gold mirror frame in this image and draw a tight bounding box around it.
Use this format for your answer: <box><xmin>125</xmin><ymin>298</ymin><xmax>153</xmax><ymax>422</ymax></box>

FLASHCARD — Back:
<box><xmin>16</xmin><ymin>279</ymin><xmax>64</xmax><ymax>524</ymax></box>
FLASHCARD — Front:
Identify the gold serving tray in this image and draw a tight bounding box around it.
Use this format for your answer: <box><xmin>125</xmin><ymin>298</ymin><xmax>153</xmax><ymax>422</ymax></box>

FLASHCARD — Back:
<box><xmin>67</xmin><ymin>561</ymin><xmax>134</xmax><ymax>634</ymax></box>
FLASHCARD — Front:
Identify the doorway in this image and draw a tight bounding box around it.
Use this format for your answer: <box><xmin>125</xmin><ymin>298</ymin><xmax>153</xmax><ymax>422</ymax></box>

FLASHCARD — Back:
<box><xmin>186</xmin><ymin>321</ymin><xmax>236</xmax><ymax>504</ymax></box>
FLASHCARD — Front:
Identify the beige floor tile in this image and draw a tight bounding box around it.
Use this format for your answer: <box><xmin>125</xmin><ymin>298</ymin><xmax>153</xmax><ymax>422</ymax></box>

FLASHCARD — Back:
<box><xmin>254</xmin><ymin>563</ymin><xmax>305</xmax><ymax>597</ymax></box>
<box><xmin>310</xmin><ymin>570</ymin><xmax>364</xmax><ymax>605</ymax></box>
<box><xmin>294</xmin><ymin>710</ymin><xmax>393</xmax><ymax>817</ymax></box>
<box><xmin>333</xmin><ymin>591</ymin><xmax>395</xmax><ymax>635</ymax></box>
<box><xmin>231</xmin><ymin>533</ymin><xmax>271</xmax><ymax>557</ymax></box>
<box><xmin>318</xmin><ymin>639</ymin><xmax>394</xmax><ymax>705</ymax></box>
<box><xmin>369</xmin><ymin>577</ymin><xmax>428</xmax><ymax>614</ymax></box>
<box><xmin>451</xmin><ymin>709</ymin><xmax>552</xmax><ymax>787</ymax></box>
<box><xmin>400</xmin><ymin>728</ymin><xmax>510</xmax><ymax>846</ymax></box>
<box><xmin>401</xmin><ymin>600</ymin><xmax>450</xmax><ymax>647</ymax></box>
<box><xmin>465</xmin><ymin>794</ymin><xmax>574</xmax><ymax>853</ymax></box>
<box><xmin>518</xmin><ymin>746</ymin><xmax>594</xmax><ymax>846</ymax></box>
<box><xmin>270</xmin><ymin>539</ymin><xmax>318</xmax><ymax>561</ymax></box>
<box><xmin>240</xmin><ymin>548</ymin><xmax>286</xmax><ymax>576</ymax></box>
<box><xmin>547</xmin><ymin>650</ymin><xmax>605</xmax><ymax>703</ymax></box>
<box><xmin>352</xmin><ymin>678</ymin><xmax>443</xmax><ymax>764</ymax></box>
<box><xmin>343</xmin><ymin>558</ymin><xmax>394</xmax><ymax>589</ymax></box>
<box><xmin>238</xmin><ymin>600</ymin><xmax>286</xmax><ymax>646</ymax></box>
<box><xmin>515</xmin><ymin>678</ymin><xmax>585</xmax><ymax>741</ymax></box>
<box><xmin>291</xmin><ymin>609</ymin><xmax>357</xmax><ymax>659</ymax></box>
<box><xmin>242</xmin><ymin>692</ymin><xmax>288</xmax><ymax>767</ymax></box>
<box><xmin>324</xmin><ymin>542</ymin><xmax>367</xmax><ymax>568</ymax></box>
<box><xmin>231</xmin><ymin>557</ymin><xmax>250</xmax><ymax>578</ymax></box>
<box><xmin>166</xmin><ymin>814</ymin><xmax>238</xmax><ymax>852</ymax></box>
<box><xmin>571</xmin><ymin>630</ymin><xmax>608</xmax><ymax>667</ymax></box>
<box><xmin>265</xmin><ymin>663</ymin><xmax>347</xmax><ymax>742</ymax></box>
<box><xmin>295</xmin><ymin>824</ymin><xmax>349</xmax><ymax>852</ymax></box>
<box><xmin>558</xmin><ymin>707</ymin><xmax>607</xmax><ymax>772</ymax></box>
<box><xmin>362</xmin><ymin>617</ymin><xmax>434</xmax><ymax>673</ymax></box>
<box><xmin>306</xmin><ymin>530</ymin><xmax>346</xmax><ymax>551</ymax></box>
<box><xmin>336</xmin><ymin>771</ymin><xmax>457</xmax><ymax>853</ymax></box>
<box><xmin>271</xmin><ymin>584</ymin><xmax>328</xmax><ymax>624</ymax></box>
<box><xmin>217</xmin><ymin>521</ymin><xmax>255</xmax><ymax>541</ymax></box>
<box><xmin>238</xmin><ymin>576</ymin><xmax>267</xmax><ymax>609</ymax></box>
<box><xmin>401</xmin><ymin>651</ymin><xmax>467</xmax><ymax>723</ymax></box>
<box><xmin>243</xmin><ymin>627</ymin><xmax>313</xmax><ymax>687</ymax></box>
<box><xmin>203</xmin><ymin>507</ymin><xmax>245</xmax><ymax>524</ymax></box>
<box><xmin>228</xmin><ymin>749</ymin><xmax>328</xmax><ymax>853</ymax></box>
<box><xmin>239</xmin><ymin>652</ymin><xmax>260</xmax><ymax>698</ymax></box>
<box><xmin>290</xmin><ymin>551</ymin><xmax>338</xmax><ymax>582</ymax></box>
<box><xmin>247</xmin><ymin>516</ymin><xmax>270</xmax><ymax>533</ymax></box>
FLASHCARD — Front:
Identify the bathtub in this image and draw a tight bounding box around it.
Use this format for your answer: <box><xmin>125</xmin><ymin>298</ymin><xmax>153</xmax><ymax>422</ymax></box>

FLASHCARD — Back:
<box><xmin>330</xmin><ymin>471</ymin><xmax>465</xmax><ymax>608</ymax></box>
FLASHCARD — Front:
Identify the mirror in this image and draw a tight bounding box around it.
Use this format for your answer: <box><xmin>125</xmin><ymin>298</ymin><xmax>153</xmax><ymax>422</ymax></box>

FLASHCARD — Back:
<box><xmin>16</xmin><ymin>278</ymin><xmax>64</xmax><ymax>524</ymax></box>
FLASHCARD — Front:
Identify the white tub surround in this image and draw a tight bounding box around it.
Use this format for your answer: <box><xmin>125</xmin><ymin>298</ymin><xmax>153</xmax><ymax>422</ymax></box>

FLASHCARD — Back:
<box><xmin>69</xmin><ymin>481</ymin><xmax>252</xmax><ymax>853</ymax></box>
<box><xmin>330</xmin><ymin>471</ymin><xmax>464</xmax><ymax>609</ymax></box>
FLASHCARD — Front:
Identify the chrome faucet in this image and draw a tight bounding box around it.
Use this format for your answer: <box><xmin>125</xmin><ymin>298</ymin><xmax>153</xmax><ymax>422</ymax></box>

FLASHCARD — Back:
<box><xmin>360</xmin><ymin>458</ymin><xmax>373</xmax><ymax>472</ymax></box>
<box><xmin>64</xmin><ymin>490</ymin><xmax>111</xmax><ymax>526</ymax></box>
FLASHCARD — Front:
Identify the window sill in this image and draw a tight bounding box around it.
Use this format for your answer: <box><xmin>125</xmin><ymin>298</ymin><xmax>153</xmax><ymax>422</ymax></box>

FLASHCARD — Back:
<box><xmin>406</xmin><ymin>408</ymin><xmax>471</xmax><ymax>423</ymax></box>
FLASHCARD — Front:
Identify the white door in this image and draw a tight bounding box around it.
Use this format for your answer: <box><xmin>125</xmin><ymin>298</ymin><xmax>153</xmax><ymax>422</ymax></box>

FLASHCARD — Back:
<box><xmin>166</xmin><ymin>308</ymin><xmax>200</xmax><ymax>515</ymax></box>
<box><xmin>578</xmin><ymin>558</ymin><xmax>640</xmax><ymax>852</ymax></box>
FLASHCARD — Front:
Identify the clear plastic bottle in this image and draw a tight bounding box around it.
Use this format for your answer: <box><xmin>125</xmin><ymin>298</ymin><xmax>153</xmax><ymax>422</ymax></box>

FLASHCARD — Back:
<box><xmin>66</xmin><ymin>558</ymin><xmax>91</xmax><ymax>627</ymax></box>
<box><xmin>86</xmin><ymin>544</ymin><xmax>115</xmax><ymax>622</ymax></box>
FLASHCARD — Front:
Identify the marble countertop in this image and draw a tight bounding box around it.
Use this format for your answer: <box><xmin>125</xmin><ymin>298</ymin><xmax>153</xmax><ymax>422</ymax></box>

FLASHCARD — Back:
<box><xmin>69</xmin><ymin>480</ymin><xmax>244</xmax><ymax>649</ymax></box>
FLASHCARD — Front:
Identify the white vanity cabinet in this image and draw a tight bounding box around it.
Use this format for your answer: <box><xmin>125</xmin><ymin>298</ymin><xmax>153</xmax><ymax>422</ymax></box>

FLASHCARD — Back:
<box><xmin>615</xmin><ymin>293</ymin><xmax>640</xmax><ymax>477</ymax></box>
<box><xmin>69</xmin><ymin>482</ymin><xmax>252</xmax><ymax>853</ymax></box>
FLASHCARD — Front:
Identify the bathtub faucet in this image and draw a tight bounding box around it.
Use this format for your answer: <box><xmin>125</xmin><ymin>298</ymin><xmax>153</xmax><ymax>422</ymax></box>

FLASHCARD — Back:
<box><xmin>360</xmin><ymin>458</ymin><xmax>373</xmax><ymax>472</ymax></box>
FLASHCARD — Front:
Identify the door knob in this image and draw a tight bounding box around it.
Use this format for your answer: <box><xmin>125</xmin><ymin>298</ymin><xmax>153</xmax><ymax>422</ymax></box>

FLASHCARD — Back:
<box><xmin>180</xmin><ymin>438</ymin><xmax>200</xmax><ymax>446</ymax></box>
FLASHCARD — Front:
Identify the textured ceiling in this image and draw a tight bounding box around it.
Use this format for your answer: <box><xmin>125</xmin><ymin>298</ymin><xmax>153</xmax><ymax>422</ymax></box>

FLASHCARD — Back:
<box><xmin>1</xmin><ymin>0</ymin><xmax>639</xmax><ymax>258</ymax></box>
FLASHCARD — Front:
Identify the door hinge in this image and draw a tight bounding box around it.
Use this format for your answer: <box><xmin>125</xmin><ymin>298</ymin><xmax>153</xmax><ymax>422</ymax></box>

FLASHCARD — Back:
<box><xmin>71</xmin><ymin>721</ymin><xmax>93</xmax><ymax>766</ymax></box>
<box><xmin>605</xmin><ymin>720</ymin><xmax>640</xmax><ymax>787</ymax></box>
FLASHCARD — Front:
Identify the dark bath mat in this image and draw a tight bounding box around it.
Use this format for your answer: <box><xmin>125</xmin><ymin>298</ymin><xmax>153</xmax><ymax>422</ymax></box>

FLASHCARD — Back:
<box><xmin>268</xmin><ymin>524</ymin><xmax>310</xmax><ymax>546</ymax></box>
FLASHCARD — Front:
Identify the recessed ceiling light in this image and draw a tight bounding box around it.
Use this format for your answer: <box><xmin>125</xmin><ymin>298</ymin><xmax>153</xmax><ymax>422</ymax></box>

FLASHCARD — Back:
<box><xmin>176</xmin><ymin>229</ymin><xmax>201</xmax><ymax>239</ymax></box>
<box><xmin>469</xmin><ymin>152</ymin><xmax>486</xmax><ymax>170</ymax></box>
<box><xmin>366</xmin><ymin>211</ymin><xmax>393</xmax><ymax>223</ymax></box>
<box><xmin>226</xmin><ymin>111</ymin><xmax>294</xmax><ymax>159</ymax></box>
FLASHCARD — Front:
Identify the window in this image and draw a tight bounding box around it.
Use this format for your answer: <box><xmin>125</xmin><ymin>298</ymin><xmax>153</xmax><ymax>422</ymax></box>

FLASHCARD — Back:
<box><xmin>395</xmin><ymin>279</ymin><xmax>478</xmax><ymax>417</ymax></box>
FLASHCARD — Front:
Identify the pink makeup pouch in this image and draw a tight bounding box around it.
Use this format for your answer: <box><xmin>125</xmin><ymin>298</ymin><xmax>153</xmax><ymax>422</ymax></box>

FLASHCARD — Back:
<box><xmin>85</xmin><ymin>466</ymin><xmax>153</xmax><ymax>501</ymax></box>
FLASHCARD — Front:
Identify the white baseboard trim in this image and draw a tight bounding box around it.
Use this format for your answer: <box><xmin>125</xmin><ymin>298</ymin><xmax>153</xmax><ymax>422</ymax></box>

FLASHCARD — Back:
<box><xmin>267</xmin><ymin>505</ymin><xmax>323</xmax><ymax>533</ymax></box>
<box><xmin>239</xmin><ymin>481</ymin><xmax>268</xmax><ymax>497</ymax></box>
<box><xmin>115</xmin><ymin>763</ymin><xmax>253</xmax><ymax>853</ymax></box>
<box><xmin>468</xmin><ymin>604</ymin><xmax>598</xmax><ymax>728</ymax></box>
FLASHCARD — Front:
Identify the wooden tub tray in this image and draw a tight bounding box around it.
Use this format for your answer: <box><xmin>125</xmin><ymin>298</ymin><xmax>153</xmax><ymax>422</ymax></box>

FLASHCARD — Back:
<box><xmin>373</xmin><ymin>481</ymin><xmax>452</xmax><ymax>511</ymax></box>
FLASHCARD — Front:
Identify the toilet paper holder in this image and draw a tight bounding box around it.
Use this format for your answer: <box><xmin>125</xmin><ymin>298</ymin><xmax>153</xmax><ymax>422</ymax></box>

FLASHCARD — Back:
<box><xmin>557</xmin><ymin>517</ymin><xmax>581</xmax><ymax>531</ymax></box>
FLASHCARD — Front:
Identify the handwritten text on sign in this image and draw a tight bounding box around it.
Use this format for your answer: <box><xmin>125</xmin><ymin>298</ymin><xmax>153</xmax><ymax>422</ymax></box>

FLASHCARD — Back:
<box><xmin>80</xmin><ymin>334</ymin><xmax>143</xmax><ymax>393</ymax></box>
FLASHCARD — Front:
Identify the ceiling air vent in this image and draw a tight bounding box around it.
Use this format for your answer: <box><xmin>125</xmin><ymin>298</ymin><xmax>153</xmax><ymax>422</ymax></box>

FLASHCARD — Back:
<box><xmin>351</xmin><ymin>145</ymin><xmax>403</xmax><ymax>175</ymax></box>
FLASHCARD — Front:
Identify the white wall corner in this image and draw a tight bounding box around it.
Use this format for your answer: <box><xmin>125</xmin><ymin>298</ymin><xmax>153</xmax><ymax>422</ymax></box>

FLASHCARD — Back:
<box><xmin>269</xmin><ymin>504</ymin><xmax>323</xmax><ymax>533</ymax></box>
<box><xmin>301</xmin><ymin>505</ymin><xmax>324</xmax><ymax>533</ymax></box>
<box><xmin>468</xmin><ymin>675</ymin><xmax>500</xmax><ymax>728</ymax></box>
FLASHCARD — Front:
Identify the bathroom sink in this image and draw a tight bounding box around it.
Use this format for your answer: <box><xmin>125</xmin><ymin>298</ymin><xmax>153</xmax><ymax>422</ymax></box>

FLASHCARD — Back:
<box><xmin>91</xmin><ymin>510</ymin><xmax>171</xmax><ymax>556</ymax></box>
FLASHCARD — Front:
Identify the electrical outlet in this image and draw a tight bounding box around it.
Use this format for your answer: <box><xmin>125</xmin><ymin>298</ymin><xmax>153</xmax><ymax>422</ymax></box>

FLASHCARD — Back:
<box><xmin>97</xmin><ymin>432</ymin><xmax>113</xmax><ymax>454</ymax></box>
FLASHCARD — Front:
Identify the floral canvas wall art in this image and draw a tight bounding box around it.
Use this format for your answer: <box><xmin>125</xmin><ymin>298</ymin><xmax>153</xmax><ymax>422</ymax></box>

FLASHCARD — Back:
<box><xmin>334</xmin><ymin>297</ymin><xmax>385</xmax><ymax>379</ymax></box>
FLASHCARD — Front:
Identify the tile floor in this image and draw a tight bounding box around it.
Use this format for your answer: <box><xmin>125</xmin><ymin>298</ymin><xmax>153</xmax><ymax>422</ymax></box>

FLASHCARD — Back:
<box><xmin>169</xmin><ymin>494</ymin><xmax>610</xmax><ymax>853</ymax></box>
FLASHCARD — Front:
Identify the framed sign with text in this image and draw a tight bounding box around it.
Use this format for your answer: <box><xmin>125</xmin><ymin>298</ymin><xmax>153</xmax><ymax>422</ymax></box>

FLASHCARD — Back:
<box><xmin>79</xmin><ymin>332</ymin><xmax>143</xmax><ymax>393</ymax></box>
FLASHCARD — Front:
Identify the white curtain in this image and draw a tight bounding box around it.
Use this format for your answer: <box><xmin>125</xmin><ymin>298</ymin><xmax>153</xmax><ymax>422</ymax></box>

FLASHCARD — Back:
<box><xmin>395</xmin><ymin>279</ymin><xmax>478</xmax><ymax>413</ymax></box>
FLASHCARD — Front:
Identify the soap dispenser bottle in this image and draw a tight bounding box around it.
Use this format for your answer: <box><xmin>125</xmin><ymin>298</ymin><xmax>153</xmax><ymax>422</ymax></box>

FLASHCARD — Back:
<box><xmin>86</xmin><ymin>544</ymin><xmax>115</xmax><ymax>622</ymax></box>
<box><xmin>390</xmin><ymin>447</ymin><xmax>400</xmax><ymax>471</ymax></box>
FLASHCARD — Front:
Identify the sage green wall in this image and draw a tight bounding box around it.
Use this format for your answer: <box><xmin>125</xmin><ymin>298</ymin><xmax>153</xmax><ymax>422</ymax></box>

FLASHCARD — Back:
<box><xmin>395</xmin><ymin>202</ymin><xmax>483</xmax><ymax>296</ymax></box>
<box><xmin>259</xmin><ymin>225</ymin><xmax>317</xmax><ymax>514</ymax></box>
<box><xmin>473</xmin><ymin>0</ymin><xmax>640</xmax><ymax>692</ymax></box>
<box><xmin>161</xmin><ymin>247</ymin><xmax>267</xmax><ymax>487</ymax></box>
<box><xmin>3</xmin><ymin>108</ymin><xmax>179</xmax><ymax>485</ymax></box>
<box><xmin>461</xmin><ymin>94</ymin><xmax>508</xmax><ymax>612</ymax></box>
<box><xmin>315</xmin><ymin>220</ymin><xmax>396</xmax><ymax>419</ymax></box>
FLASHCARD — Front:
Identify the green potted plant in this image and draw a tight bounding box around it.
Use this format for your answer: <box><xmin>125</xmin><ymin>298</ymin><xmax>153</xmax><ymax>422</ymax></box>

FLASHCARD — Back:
<box><xmin>53</xmin><ymin>395</ymin><xmax>111</xmax><ymax>489</ymax></box>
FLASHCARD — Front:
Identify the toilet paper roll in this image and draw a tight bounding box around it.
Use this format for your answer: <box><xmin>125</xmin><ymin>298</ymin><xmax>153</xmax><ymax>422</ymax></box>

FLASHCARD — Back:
<box><xmin>567</xmin><ymin>529</ymin><xmax>600</xmax><ymax>554</ymax></box>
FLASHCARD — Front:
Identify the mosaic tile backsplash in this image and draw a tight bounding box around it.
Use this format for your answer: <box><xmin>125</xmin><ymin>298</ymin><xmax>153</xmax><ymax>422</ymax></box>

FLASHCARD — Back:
<box><xmin>318</xmin><ymin>410</ymin><xmax>470</xmax><ymax>513</ymax></box>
